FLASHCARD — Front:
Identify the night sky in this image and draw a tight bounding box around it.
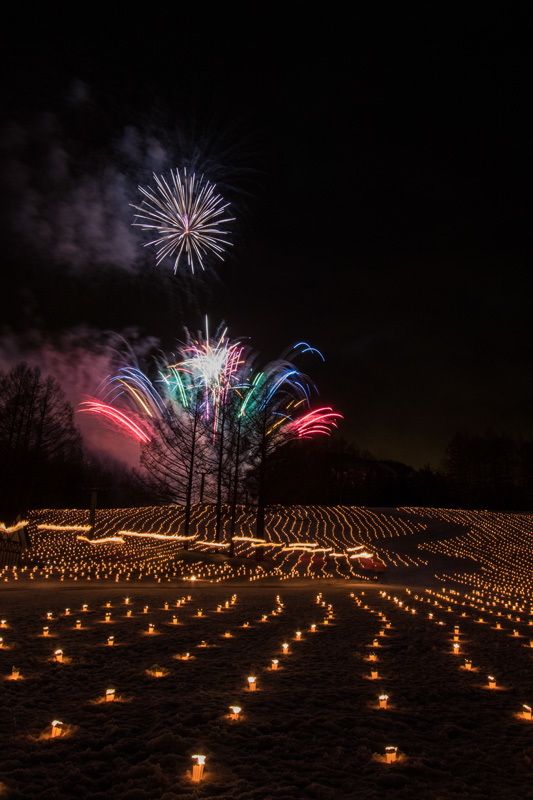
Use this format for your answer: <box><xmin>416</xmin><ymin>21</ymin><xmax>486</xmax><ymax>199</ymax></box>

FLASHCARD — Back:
<box><xmin>1</xmin><ymin>9</ymin><xmax>530</xmax><ymax>468</ymax></box>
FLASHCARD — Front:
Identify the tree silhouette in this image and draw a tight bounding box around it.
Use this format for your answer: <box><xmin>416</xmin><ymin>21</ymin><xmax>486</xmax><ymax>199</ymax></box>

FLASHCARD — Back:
<box><xmin>0</xmin><ymin>362</ymin><xmax>83</xmax><ymax>515</ymax></box>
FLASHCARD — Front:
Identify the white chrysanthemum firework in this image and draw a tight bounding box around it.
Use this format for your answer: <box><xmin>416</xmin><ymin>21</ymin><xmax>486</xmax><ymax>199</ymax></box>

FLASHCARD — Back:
<box><xmin>132</xmin><ymin>168</ymin><xmax>234</xmax><ymax>274</ymax></box>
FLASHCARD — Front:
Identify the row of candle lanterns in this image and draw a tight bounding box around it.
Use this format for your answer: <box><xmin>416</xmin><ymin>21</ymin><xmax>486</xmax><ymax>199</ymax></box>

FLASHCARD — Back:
<box><xmin>380</xmin><ymin>588</ymin><xmax>533</xmax><ymax>722</ymax></box>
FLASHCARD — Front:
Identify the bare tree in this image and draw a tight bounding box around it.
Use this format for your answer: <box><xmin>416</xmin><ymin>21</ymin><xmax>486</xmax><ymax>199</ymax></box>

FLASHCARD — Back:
<box><xmin>0</xmin><ymin>362</ymin><xmax>83</xmax><ymax>513</ymax></box>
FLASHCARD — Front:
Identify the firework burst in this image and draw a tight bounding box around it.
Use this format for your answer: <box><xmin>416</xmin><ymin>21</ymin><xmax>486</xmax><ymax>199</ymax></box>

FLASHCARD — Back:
<box><xmin>132</xmin><ymin>169</ymin><xmax>234</xmax><ymax>274</ymax></box>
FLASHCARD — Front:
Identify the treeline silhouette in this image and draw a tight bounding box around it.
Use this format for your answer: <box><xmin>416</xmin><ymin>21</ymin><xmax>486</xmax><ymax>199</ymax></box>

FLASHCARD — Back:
<box><xmin>2</xmin><ymin>362</ymin><xmax>533</xmax><ymax>517</ymax></box>
<box><xmin>264</xmin><ymin>432</ymin><xmax>533</xmax><ymax>511</ymax></box>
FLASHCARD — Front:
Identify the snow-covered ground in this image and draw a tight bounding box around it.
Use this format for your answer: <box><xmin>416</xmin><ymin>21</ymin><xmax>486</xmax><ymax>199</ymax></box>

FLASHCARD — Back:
<box><xmin>1</xmin><ymin>580</ymin><xmax>532</xmax><ymax>799</ymax></box>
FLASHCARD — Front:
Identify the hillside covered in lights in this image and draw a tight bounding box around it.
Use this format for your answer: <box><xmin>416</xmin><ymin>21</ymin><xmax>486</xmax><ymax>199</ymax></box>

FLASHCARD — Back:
<box><xmin>5</xmin><ymin>505</ymin><xmax>533</xmax><ymax>602</ymax></box>
<box><xmin>2</xmin><ymin>505</ymin><xmax>533</xmax><ymax>799</ymax></box>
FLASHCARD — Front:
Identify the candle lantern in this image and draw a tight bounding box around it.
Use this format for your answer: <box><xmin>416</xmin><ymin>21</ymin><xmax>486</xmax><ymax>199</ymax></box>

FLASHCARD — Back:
<box><xmin>248</xmin><ymin>676</ymin><xmax>257</xmax><ymax>691</ymax></box>
<box><xmin>217</xmin><ymin>605</ymin><xmax>222</xmax><ymax>613</ymax></box>
<box><xmin>379</xmin><ymin>630</ymin><xmax>385</xmax><ymax>637</ymax></box>
<box><xmin>282</xmin><ymin>643</ymin><xmax>289</xmax><ymax>654</ymax></box>
<box><xmin>148</xmin><ymin>623</ymin><xmax>154</xmax><ymax>634</ymax></box>
<box><xmin>224</xmin><ymin>631</ymin><xmax>231</xmax><ymax>638</ymax></box>
<box><xmin>46</xmin><ymin>613</ymin><xmax>53</xmax><ymax>620</ymax></box>
<box><xmin>191</xmin><ymin>755</ymin><xmax>206</xmax><ymax>782</ymax></box>
<box><xmin>385</xmin><ymin>746</ymin><xmax>397</xmax><ymax>763</ymax></box>
<box><xmin>513</xmin><ymin>630</ymin><xmax>519</xmax><ymax>637</ymax></box>
<box><xmin>164</xmin><ymin>603</ymin><xmax>169</xmax><ymax>610</ymax></box>
<box><xmin>127</xmin><ymin>610</ymin><xmax>132</xmax><ymax>617</ymax></box>
<box><xmin>65</xmin><ymin>609</ymin><xmax>70</xmax><ymax>616</ymax></box>
<box><xmin>124</xmin><ymin>598</ymin><xmax>130</xmax><ymax>604</ymax></box>
<box><xmin>51</xmin><ymin>720</ymin><xmax>63</xmax><ymax>738</ymax></box>
<box><xmin>488</xmin><ymin>675</ymin><xmax>497</xmax><ymax>689</ymax></box>
<box><xmin>272</xmin><ymin>659</ymin><xmax>279</xmax><ymax>670</ymax></box>
<box><xmin>105</xmin><ymin>602</ymin><xmax>111</xmax><ymax>608</ymax></box>
<box><xmin>296</xmin><ymin>631</ymin><xmax>302</xmax><ymax>640</ymax></box>
<box><xmin>0</xmin><ymin>637</ymin><xmax>3</xmax><ymax>648</ymax></box>
<box><xmin>371</xmin><ymin>669</ymin><xmax>379</xmax><ymax>679</ymax></box>
<box><xmin>143</xmin><ymin>606</ymin><xmax>148</xmax><ymax>614</ymax></box>
<box><xmin>197</xmin><ymin>609</ymin><xmax>203</xmax><ymax>617</ymax></box>
<box><xmin>310</xmin><ymin>624</ymin><xmax>316</xmax><ymax>633</ymax></box>
<box><xmin>75</xmin><ymin>620</ymin><xmax>81</xmax><ymax>629</ymax></box>
<box><xmin>373</xmin><ymin>639</ymin><xmax>379</xmax><ymax>647</ymax></box>
<box><xmin>465</xmin><ymin>659</ymin><xmax>472</xmax><ymax>670</ymax></box>
<box><xmin>55</xmin><ymin>649</ymin><xmax>63</xmax><ymax>663</ymax></box>
<box><xmin>43</xmin><ymin>627</ymin><xmax>49</xmax><ymax>637</ymax></box>
<box><xmin>523</xmin><ymin>704</ymin><xmax>532</xmax><ymax>720</ymax></box>
<box><xmin>453</xmin><ymin>643</ymin><xmax>460</xmax><ymax>655</ymax></box>
<box><xmin>12</xmin><ymin>666</ymin><xmax>19</xmax><ymax>680</ymax></box>
<box><xmin>379</xmin><ymin>694</ymin><xmax>388</xmax><ymax>709</ymax></box>
<box><xmin>106</xmin><ymin>689</ymin><xmax>115</xmax><ymax>703</ymax></box>
<box><xmin>172</xmin><ymin>615</ymin><xmax>178</xmax><ymax>625</ymax></box>
<box><xmin>82</xmin><ymin>604</ymin><xmax>88</xmax><ymax>612</ymax></box>
<box><xmin>229</xmin><ymin>705</ymin><xmax>241</xmax><ymax>720</ymax></box>
<box><xmin>369</xmin><ymin>652</ymin><xmax>377</xmax><ymax>662</ymax></box>
<box><xmin>107</xmin><ymin>636</ymin><xmax>114</xmax><ymax>646</ymax></box>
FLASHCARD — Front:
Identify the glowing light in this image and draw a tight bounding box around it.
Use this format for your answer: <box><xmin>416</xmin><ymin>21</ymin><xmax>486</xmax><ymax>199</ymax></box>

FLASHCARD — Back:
<box><xmin>119</xmin><ymin>531</ymin><xmax>196</xmax><ymax>542</ymax></box>
<box><xmin>77</xmin><ymin>536</ymin><xmax>125</xmax><ymax>544</ymax></box>
<box><xmin>51</xmin><ymin>720</ymin><xmax>63</xmax><ymax>738</ymax></box>
<box><xmin>0</xmin><ymin>520</ymin><xmax>28</xmax><ymax>533</ymax></box>
<box><xmin>385</xmin><ymin>746</ymin><xmax>397</xmax><ymax>763</ymax></box>
<box><xmin>78</xmin><ymin>400</ymin><xmax>150</xmax><ymax>443</ymax></box>
<box><xmin>290</xmin><ymin>407</ymin><xmax>342</xmax><ymax>438</ymax></box>
<box><xmin>132</xmin><ymin>168</ymin><xmax>234</xmax><ymax>274</ymax></box>
<box><xmin>191</xmin><ymin>754</ymin><xmax>206</xmax><ymax>782</ymax></box>
<box><xmin>38</xmin><ymin>524</ymin><xmax>91</xmax><ymax>532</ymax></box>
